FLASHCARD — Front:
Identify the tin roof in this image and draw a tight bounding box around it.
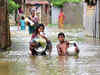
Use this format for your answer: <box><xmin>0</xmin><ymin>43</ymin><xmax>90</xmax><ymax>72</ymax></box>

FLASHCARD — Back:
<box><xmin>26</xmin><ymin>0</ymin><xmax>49</xmax><ymax>5</ymax></box>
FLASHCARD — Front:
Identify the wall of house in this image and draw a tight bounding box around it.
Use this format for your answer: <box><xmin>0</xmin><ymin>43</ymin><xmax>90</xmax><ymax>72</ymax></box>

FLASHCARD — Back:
<box><xmin>51</xmin><ymin>7</ymin><xmax>60</xmax><ymax>24</ymax></box>
<box><xmin>63</xmin><ymin>3</ymin><xmax>83</xmax><ymax>25</ymax></box>
<box><xmin>41</xmin><ymin>5</ymin><xmax>50</xmax><ymax>25</ymax></box>
<box><xmin>83</xmin><ymin>0</ymin><xmax>100</xmax><ymax>38</ymax></box>
<box><xmin>25</xmin><ymin>5</ymin><xmax>32</xmax><ymax>17</ymax></box>
<box><xmin>51</xmin><ymin>3</ymin><xmax>83</xmax><ymax>25</ymax></box>
<box><xmin>83</xmin><ymin>2</ymin><xmax>96</xmax><ymax>36</ymax></box>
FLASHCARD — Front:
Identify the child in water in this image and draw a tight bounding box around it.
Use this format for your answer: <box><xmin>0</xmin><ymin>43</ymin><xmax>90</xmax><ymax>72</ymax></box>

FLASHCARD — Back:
<box><xmin>57</xmin><ymin>32</ymin><xmax>79</xmax><ymax>56</ymax></box>
<box><xmin>30</xmin><ymin>24</ymin><xmax>52</xmax><ymax>56</ymax></box>
<box><xmin>56</xmin><ymin>32</ymin><xmax>69</xmax><ymax>56</ymax></box>
<box><xmin>20</xmin><ymin>16</ymin><xmax>26</xmax><ymax>30</ymax></box>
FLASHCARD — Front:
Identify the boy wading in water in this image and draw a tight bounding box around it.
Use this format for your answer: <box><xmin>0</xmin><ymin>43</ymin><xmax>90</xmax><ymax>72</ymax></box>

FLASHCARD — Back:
<box><xmin>57</xmin><ymin>32</ymin><xmax>79</xmax><ymax>56</ymax></box>
<box><xmin>20</xmin><ymin>16</ymin><xmax>26</xmax><ymax>30</ymax></box>
<box><xmin>57</xmin><ymin>32</ymin><xmax>69</xmax><ymax>56</ymax></box>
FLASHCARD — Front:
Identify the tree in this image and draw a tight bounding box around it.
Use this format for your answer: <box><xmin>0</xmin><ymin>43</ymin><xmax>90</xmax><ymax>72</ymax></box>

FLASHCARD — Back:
<box><xmin>0</xmin><ymin>0</ymin><xmax>11</xmax><ymax>49</ymax></box>
<box><xmin>8</xmin><ymin>0</ymin><xmax>20</xmax><ymax>14</ymax></box>
<box><xmin>51</xmin><ymin>0</ymin><xmax>82</xmax><ymax>7</ymax></box>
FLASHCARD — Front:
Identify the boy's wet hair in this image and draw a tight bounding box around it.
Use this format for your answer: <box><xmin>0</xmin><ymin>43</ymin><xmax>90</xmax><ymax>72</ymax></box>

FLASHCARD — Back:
<box><xmin>58</xmin><ymin>32</ymin><xmax>65</xmax><ymax>38</ymax></box>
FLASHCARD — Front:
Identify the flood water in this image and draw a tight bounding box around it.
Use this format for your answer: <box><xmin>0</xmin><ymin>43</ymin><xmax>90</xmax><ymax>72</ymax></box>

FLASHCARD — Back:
<box><xmin>0</xmin><ymin>26</ymin><xmax>100</xmax><ymax>75</ymax></box>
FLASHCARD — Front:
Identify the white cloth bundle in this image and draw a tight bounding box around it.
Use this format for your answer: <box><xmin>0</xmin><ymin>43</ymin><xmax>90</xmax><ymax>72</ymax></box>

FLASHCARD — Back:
<box><xmin>67</xmin><ymin>41</ymin><xmax>79</xmax><ymax>56</ymax></box>
<box><xmin>25</xmin><ymin>17</ymin><xmax>34</xmax><ymax>26</ymax></box>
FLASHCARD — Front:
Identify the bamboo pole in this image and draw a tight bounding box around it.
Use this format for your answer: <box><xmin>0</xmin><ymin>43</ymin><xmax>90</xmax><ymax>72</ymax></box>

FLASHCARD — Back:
<box><xmin>95</xmin><ymin>0</ymin><xmax>100</xmax><ymax>39</ymax></box>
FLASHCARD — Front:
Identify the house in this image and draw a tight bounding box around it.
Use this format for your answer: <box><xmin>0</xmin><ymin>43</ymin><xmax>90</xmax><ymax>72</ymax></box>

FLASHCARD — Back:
<box><xmin>51</xmin><ymin>2</ymin><xmax>83</xmax><ymax>25</ymax></box>
<box><xmin>25</xmin><ymin>0</ymin><xmax>51</xmax><ymax>25</ymax></box>
<box><xmin>83</xmin><ymin>0</ymin><xmax>97</xmax><ymax>36</ymax></box>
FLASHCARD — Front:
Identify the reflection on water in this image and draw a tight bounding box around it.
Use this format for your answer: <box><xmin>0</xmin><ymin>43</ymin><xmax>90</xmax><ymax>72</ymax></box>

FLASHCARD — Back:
<box><xmin>28</xmin><ymin>56</ymin><xmax>79</xmax><ymax>75</ymax></box>
<box><xmin>0</xmin><ymin>54</ymin><xmax>79</xmax><ymax>75</ymax></box>
<box><xmin>0</xmin><ymin>53</ymin><xmax>82</xmax><ymax>75</ymax></box>
<box><xmin>1</xmin><ymin>44</ymin><xmax>100</xmax><ymax>75</ymax></box>
<box><xmin>0</xmin><ymin>61</ymin><xmax>28</xmax><ymax>75</ymax></box>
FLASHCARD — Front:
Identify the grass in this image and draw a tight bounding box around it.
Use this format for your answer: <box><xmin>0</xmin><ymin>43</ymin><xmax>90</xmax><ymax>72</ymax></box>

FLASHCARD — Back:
<box><xmin>48</xmin><ymin>24</ymin><xmax>83</xmax><ymax>28</ymax></box>
<box><xmin>48</xmin><ymin>24</ymin><xmax>58</xmax><ymax>26</ymax></box>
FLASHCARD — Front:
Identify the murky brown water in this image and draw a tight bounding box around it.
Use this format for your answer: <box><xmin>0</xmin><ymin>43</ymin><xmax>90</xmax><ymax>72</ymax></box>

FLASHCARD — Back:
<box><xmin>0</xmin><ymin>26</ymin><xmax>100</xmax><ymax>75</ymax></box>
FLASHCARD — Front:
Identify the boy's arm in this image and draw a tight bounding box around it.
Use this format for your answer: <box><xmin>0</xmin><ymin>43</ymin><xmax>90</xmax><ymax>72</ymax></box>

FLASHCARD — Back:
<box><xmin>65</xmin><ymin>41</ymin><xmax>69</xmax><ymax>48</ymax></box>
<box><xmin>74</xmin><ymin>43</ymin><xmax>79</xmax><ymax>53</ymax></box>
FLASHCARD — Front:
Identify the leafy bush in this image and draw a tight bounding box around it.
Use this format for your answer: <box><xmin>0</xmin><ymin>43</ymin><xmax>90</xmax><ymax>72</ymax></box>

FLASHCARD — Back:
<box><xmin>8</xmin><ymin>0</ymin><xmax>20</xmax><ymax>14</ymax></box>
<box><xmin>51</xmin><ymin>0</ymin><xmax>82</xmax><ymax>7</ymax></box>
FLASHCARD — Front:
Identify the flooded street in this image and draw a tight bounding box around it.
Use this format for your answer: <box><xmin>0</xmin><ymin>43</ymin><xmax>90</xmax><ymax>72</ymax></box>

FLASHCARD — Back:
<box><xmin>0</xmin><ymin>26</ymin><xmax>100</xmax><ymax>75</ymax></box>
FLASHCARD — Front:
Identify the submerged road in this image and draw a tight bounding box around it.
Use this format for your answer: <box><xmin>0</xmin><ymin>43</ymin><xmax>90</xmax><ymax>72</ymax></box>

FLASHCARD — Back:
<box><xmin>0</xmin><ymin>26</ymin><xmax>100</xmax><ymax>75</ymax></box>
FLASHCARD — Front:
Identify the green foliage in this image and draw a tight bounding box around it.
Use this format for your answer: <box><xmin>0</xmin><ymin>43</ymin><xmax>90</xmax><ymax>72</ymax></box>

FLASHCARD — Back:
<box><xmin>51</xmin><ymin>0</ymin><xmax>82</xmax><ymax>7</ymax></box>
<box><xmin>8</xmin><ymin>0</ymin><xmax>20</xmax><ymax>14</ymax></box>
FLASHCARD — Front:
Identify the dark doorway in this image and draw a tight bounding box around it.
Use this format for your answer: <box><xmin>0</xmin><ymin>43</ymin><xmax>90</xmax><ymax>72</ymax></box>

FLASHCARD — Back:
<box><xmin>85</xmin><ymin>0</ymin><xmax>97</xmax><ymax>6</ymax></box>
